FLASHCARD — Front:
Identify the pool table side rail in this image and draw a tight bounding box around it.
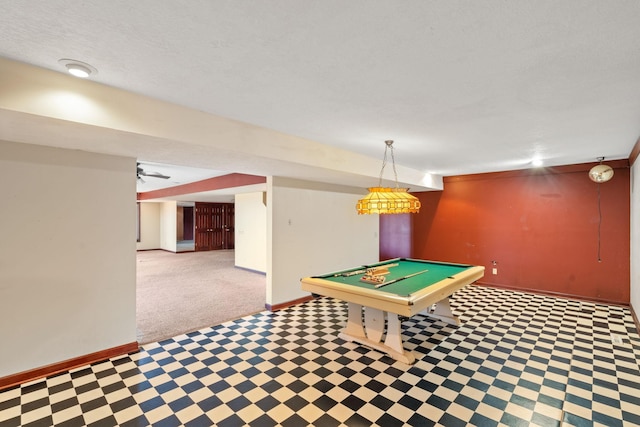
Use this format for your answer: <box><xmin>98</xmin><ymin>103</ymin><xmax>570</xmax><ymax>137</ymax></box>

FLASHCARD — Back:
<box><xmin>301</xmin><ymin>276</ymin><xmax>413</xmax><ymax>314</ymax></box>
<box><xmin>301</xmin><ymin>265</ymin><xmax>485</xmax><ymax>317</ymax></box>
<box><xmin>403</xmin><ymin>258</ymin><xmax>475</xmax><ymax>268</ymax></box>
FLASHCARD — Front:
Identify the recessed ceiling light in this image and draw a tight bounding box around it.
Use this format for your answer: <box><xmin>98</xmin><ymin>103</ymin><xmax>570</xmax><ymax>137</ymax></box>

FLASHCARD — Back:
<box><xmin>58</xmin><ymin>59</ymin><xmax>98</xmax><ymax>78</ymax></box>
<box><xmin>531</xmin><ymin>157</ymin><xmax>543</xmax><ymax>167</ymax></box>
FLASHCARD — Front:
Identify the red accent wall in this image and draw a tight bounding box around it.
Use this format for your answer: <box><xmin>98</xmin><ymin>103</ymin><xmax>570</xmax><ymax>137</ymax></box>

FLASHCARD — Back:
<box><xmin>381</xmin><ymin>161</ymin><xmax>630</xmax><ymax>304</ymax></box>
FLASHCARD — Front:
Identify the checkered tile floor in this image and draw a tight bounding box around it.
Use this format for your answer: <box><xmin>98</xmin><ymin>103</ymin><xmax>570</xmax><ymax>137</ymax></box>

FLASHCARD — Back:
<box><xmin>2</xmin><ymin>286</ymin><xmax>640</xmax><ymax>426</ymax></box>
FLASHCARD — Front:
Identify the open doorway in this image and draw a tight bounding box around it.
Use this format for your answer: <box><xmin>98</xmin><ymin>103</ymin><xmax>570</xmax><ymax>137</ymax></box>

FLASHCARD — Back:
<box><xmin>177</xmin><ymin>202</ymin><xmax>195</xmax><ymax>252</ymax></box>
<box><xmin>136</xmin><ymin>194</ymin><xmax>267</xmax><ymax>344</ymax></box>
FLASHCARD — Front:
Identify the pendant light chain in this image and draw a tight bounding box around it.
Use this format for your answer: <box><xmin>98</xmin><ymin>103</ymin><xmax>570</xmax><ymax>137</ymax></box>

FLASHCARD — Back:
<box><xmin>589</xmin><ymin>156</ymin><xmax>613</xmax><ymax>262</ymax></box>
<box><xmin>378</xmin><ymin>145</ymin><xmax>388</xmax><ymax>187</ymax></box>
<box><xmin>596</xmin><ymin>156</ymin><xmax>603</xmax><ymax>262</ymax></box>
<box><xmin>597</xmin><ymin>181</ymin><xmax>602</xmax><ymax>262</ymax></box>
<box><xmin>378</xmin><ymin>140</ymin><xmax>399</xmax><ymax>188</ymax></box>
<box><xmin>390</xmin><ymin>142</ymin><xmax>399</xmax><ymax>188</ymax></box>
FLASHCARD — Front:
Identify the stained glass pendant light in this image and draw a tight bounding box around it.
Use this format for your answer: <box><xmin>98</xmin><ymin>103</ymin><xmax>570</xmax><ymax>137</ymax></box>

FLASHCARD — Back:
<box><xmin>356</xmin><ymin>140</ymin><xmax>421</xmax><ymax>214</ymax></box>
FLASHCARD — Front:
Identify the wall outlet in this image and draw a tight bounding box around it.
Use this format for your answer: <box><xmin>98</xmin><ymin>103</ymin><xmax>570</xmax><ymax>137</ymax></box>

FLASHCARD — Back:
<box><xmin>492</xmin><ymin>268</ymin><xmax>498</xmax><ymax>275</ymax></box>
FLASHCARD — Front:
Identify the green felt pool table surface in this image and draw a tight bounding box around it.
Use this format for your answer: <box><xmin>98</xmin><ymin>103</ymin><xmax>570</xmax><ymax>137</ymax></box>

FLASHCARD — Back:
<box><xmin>314</xmin><ymin>258</ymin><xmax>474</xmax><ymax>297</ymax></box>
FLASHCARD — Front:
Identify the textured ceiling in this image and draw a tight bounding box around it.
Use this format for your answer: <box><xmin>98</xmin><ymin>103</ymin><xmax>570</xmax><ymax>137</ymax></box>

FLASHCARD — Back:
<box><xmin>0</xmin><ymin>1</ymin><xmax>639</xmax><ymax>194</ymax></box>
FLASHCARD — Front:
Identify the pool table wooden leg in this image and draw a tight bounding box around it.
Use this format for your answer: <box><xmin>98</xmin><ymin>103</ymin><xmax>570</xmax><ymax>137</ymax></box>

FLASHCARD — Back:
<box><xmin>419</xmin><ymin>296</ymin><xmax>460</xmax><ymax>325</ymax></box>
<box><xmin>338</xmin><ymin>302</ymin><xmax>415</xmax><ymax>364</ymax></box>
<box><xmin>341</xmin><ymin>302</ymin><xmax>368</xmax><ymax>339</ymax></box>
<box><xmin>384</xmin><ymin>313</ymin><xmax>415</xmax><ymax>364</ymax></box>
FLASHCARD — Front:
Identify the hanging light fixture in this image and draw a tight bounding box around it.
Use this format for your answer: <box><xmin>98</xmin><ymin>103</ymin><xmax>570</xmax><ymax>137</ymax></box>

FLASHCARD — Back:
<box><xmin>588</xmin><ymin>157</ymin><xmax>614</xmax><ymax>183</ymax></box>
<box><xmin>356</xmin><ymin>140</ymin><xmax>421</xmax><ymax>215</ymax></box>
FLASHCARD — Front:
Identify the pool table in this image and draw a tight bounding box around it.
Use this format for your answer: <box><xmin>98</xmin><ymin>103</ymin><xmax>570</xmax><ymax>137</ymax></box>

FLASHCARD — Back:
<box><xmin>301</xmin><ymin>258</ymin><xmax>484</xmax><ymax>364</ymax></box>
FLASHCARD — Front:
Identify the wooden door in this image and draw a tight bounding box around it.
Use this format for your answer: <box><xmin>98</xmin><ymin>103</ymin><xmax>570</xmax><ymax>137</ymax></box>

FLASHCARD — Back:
<box><xmin>195</xmin><ymin>203</ymin><xmax>214</xmax><ymax>251</ymax></box>
<box><xmin>222</xmin><ymin>203</ymin><xmax>234</xmax><ymax>249</ymax></box>
<box><xmin>195</xmin><ymin>202</ymin><xmax>235</xmax><ymax>251</ymax></box>
<box><xmin>210</xmin><ymin>204</ymin><xmax>225</xmax><ymax>249</ymax></box>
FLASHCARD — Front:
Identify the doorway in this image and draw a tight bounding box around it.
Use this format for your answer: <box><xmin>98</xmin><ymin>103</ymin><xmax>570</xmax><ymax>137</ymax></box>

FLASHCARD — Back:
<box><xmin>177</xmin><ymin>203</ymin><xmax>195</xmax><ymax>252</ymax></box>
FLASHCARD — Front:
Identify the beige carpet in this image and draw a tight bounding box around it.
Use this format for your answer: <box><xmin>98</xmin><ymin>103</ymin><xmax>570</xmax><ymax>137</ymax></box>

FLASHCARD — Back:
<box><xmin>136</xmin><ymin>250</ymin><xmax>266</xmax><ymax>344</ymax></box>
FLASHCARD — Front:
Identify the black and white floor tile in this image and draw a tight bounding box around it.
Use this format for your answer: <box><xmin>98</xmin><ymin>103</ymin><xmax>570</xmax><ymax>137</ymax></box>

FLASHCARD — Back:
<box><xmin>1</xmin><ymin>285</ymin><xmax>639</xmax><ymax>426</ymax></box>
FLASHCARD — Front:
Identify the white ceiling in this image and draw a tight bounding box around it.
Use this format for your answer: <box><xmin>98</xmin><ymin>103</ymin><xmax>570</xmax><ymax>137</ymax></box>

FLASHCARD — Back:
<box><xmin>1</xmin><ymin>1</ymin><xmax>639</xmax><ymax>197</ymax></box>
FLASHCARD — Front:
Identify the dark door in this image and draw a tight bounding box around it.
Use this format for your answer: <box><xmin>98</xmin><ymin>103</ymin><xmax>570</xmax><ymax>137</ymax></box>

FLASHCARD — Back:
<box><xmin>222</xmin><ymin>203</ymin><xmax>234</xmax><ymax>249</ymax></box>
<box><xmin>195</xmin><ymin>203</ymin><xmax>214</xmax><ymax>251</ymax></box>
<box><xmin>195</xmin><ymin>202</ymin><xmax>235</xmax><ymax>251</ymax></box>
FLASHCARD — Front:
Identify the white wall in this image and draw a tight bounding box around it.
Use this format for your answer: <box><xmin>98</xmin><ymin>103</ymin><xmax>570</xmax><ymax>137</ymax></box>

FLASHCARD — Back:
<box><xmin>160</xmin><ymin>201</ymin><xmax>177</xmax><ymax>252</ymax></box>
<box><xmin>137</xmin><ymin>202</ymin><xmax>161</xmax><ymax>250</ymax></box>
<box><xmin>267</xmin><ymin>177</ymin><xmax>379</xmax><ymax>306</ymax></box>
<box><xmin>0</xmin><ymin>141</ymin><xmax>136</xmax><ymax>377</ymax></box>
<box><xmin>631</xmin><ymin>162</ymin><xmax>639</xmax><ymax>317</ymax></box>
<box><xmin>235</xmin><ymin>192</ymin><xmax>267</xmax><ymax>273</ymax></box>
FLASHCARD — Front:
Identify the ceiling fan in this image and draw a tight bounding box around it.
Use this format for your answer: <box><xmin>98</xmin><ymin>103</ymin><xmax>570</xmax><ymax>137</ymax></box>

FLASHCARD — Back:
<box><xmin>137</xmin><ymin>162</ymin><xmax>170</xmax><ymax>183</ymax></box>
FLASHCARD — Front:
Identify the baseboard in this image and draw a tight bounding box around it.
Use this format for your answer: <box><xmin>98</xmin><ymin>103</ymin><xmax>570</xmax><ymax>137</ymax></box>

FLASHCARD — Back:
<box><xmin>0</xmin><ymin>341</ymin><xmax>139</xmax><ymax>391</ymax></box>
<box><xmin>235</xmin><ymin>265</ymin><xmax>267</xmax><ymax>275</ymax></box>
<box><xmin>475</xmin><ymin>281</ymin><xmax>630</xmax><ymax>307</ymax></box>
<box><xmin>266</xmin><ymin>295</ymin><xmax>314</xmax><ymax>311</ymax></box>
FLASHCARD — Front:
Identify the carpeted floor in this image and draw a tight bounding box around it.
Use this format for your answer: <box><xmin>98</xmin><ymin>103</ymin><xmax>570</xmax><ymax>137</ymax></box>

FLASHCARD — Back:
<box><xmin>136</xmin><ymin>249</ymin><xmax>266</xmax><ymax>344</ymax></box>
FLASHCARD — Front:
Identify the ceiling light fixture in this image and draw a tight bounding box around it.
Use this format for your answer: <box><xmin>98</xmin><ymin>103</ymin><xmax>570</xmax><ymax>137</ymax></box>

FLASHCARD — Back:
<box><xmin>58</xmin><ymin>59</ymin><xmax>98</xmax><ymax>78</ymax></box>
<box><xmin>588</xmin><ymin>157</ymin><xmax>614</xmax><ymax>183</ymax></box>
<box><xmin>356</xmin><ymin>140</ymin><xmax>421</xmax><ymax>215</ymax></box>
<box><xmin>531</xmin><ymin>157</ymin><xmax>543</xmax><ymax>167</ymax></box>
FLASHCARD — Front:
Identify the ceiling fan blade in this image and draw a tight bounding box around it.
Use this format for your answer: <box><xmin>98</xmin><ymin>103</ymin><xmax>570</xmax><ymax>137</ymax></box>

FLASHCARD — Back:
<box><xmin>140</xmin><ymin>171</ymin><xmax>170</xmax><ymax>179</ymax></box>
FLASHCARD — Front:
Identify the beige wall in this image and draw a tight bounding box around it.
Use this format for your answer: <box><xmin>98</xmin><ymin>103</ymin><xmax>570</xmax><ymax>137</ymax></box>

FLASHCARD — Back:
<box><xmin>0</xmin><ymin>57</ymin><xmax>438</xmax><ymax>193</ymax></box>
<box><xmin>160</xmin><ymin>201</ymin><xmax>177</xmax><ymax>252</ymax></box>
<box><xmin>0</xmin><ymin>141</ymin><xmax>136</xmax><ymax>377</ymax></box>
<box><xmin>235</xmin><ymin>192</ymin><xmax>267</xmax><ymax>273</ymax></box>
<box><xmin>137</xmin><ymin>202</ymin><xmax>161</xmax><ymax>250</ymax></box>
<box><xmin>267</xmin><ymin>177</ymin><xmax>379</xmax><ymax>306</ymax></box>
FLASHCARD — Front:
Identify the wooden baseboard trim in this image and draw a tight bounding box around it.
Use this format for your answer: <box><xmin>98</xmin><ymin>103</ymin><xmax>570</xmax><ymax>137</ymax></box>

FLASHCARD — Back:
<box><xmin>266</xmin><ymin>295</ymin><xmax>314</xmax><ymax>312</ymax></box>
<box><xmin>475</xmin><ymin>281</ymin><xmax>630</xmax><ymax>307</ymax></box>
<box><xmin>0</xmin><ymin>341</ymin><xmax>139</xmax><ymax>392</ymax></box>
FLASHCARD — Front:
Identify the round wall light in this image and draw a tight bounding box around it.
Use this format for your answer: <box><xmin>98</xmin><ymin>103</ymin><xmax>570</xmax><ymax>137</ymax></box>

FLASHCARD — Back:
<box><xmin>589</xmin><ymin>163</ymin><xmax>614</xmax><ymax>183</ymax></box>
<box><xmin>58</xmin><ymin>59</ymin><xmax>98</xmax><ymax>78</ymax></box>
